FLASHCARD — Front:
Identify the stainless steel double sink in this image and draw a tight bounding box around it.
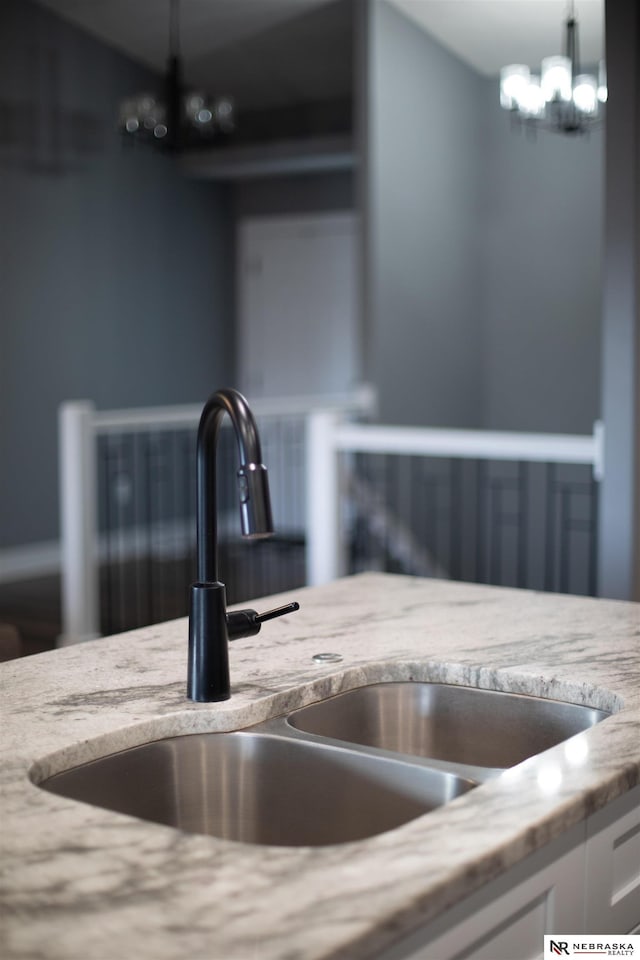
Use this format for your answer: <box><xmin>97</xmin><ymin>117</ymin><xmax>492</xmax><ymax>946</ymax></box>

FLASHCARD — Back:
<box><xmin>38</xmin><ymin>682</ymin><xmax>609</xmax><ymax>847</ymax></box>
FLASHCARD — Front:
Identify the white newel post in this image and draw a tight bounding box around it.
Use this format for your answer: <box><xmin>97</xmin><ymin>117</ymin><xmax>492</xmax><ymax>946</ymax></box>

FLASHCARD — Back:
<box><xmin>58</xmin><ymin>401</ymin><xmax>99</xmax><ymax>645</ymax></box>
<box><xmin>305</xmin><ymin>410</ymin><xmax>344</xmax><ymax>585</ymax></box>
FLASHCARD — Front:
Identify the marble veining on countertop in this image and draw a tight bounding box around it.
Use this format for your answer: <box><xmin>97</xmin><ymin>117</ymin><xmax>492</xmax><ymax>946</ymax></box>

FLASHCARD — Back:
<box><xmin>1</xmin><ymin>573</ymin><xmax>639</xmax><ymax>960</ymax></box>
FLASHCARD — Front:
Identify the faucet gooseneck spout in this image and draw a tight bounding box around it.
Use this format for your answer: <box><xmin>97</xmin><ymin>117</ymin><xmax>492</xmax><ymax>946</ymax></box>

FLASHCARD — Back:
<box><xmin>187</xmin><ymin>388</ymin><xmax>299</xmax><ymax>702</ymax></box>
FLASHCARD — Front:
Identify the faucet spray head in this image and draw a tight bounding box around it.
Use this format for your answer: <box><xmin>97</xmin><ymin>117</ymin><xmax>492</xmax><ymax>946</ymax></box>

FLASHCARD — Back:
<box><xmin>237</xmin><ymin>463</ymin><xmax>274</xmax><ymax>538</ymax></box>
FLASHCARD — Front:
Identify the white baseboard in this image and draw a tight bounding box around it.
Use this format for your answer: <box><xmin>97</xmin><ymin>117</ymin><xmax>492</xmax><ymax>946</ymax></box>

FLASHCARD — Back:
<box><xmin>0</xmin><ymin>524</ymin><xmax>195</xmax><ymax>586</ymax></box>
<box><xmin>0</xmin><ymin>541</ymin><xmax>61</xmax><ymax>583</ymax></box>
<box><xmin>0</xmin><ymin>519</ymin><xmax>205</xmax><ymax>586</ymax></box>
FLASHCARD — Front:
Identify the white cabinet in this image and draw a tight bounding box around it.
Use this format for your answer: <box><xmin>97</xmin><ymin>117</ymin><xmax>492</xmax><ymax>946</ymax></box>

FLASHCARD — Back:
<box><xmin>379</xmin><ymin>787</ymin><xmax>640</xmax><ymax>960</ymax></box>
<box><xmin>403</xmin><ymin>845</ymin><xmax>584</xmax><ymax>960</ymax></box>
<box><xmin>584</xmin><ymin>786</ymin><xmax>640</xmax><ymax>934</ymax></box>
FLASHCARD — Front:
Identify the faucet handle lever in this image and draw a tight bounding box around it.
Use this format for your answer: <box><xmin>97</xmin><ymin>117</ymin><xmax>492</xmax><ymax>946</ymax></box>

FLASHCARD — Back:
<box><xmin>255</xmin><ymin>602</ymin><xmax>300</xmax><ymax>623</ymax></box>
<box><xmin>226</xmin><ymin>602</ymin><xmax>300</xmax><ymax>641</ymax></box>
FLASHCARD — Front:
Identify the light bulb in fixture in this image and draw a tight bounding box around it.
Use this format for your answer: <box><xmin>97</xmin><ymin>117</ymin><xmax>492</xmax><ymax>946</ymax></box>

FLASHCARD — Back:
<box><xmin>520</xmin><ymin>78</ymin><xmax>545</xmax><ymax>118</ymax></box>
<box><xmin>185</xmin><ymin>92</ymin><xmax>206</xmax><ymax>120</ymax></box>
<box><xmin>500</xmin><ymin>65</ymin><xmax>530</xmax><ymax>109</ymax></box>
<box><xmin>573</xmin><ymin>75</ymin><xmax>598</xmax><ymax>115</ymax></box>
<box><xmin>214</xmin><ymin>97</ymin><xmax>235</xmax><ymax>132</ymax></box>
<box><xmin>541</xmin><ymin>55</ymin><xmax>572</xmax><ymax>102</ymax></box>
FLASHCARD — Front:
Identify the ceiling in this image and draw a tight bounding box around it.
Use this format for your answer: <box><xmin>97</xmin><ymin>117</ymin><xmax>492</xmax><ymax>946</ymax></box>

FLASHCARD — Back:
<box><xmin>35</xmin><ymin>0</ymin><xmax>353</xmax><ymax>110</ymax></box>
<box><xmin>35</xmin><ymin>0</ymin><xmax>335</xmax><ymax>72</ymax></box>
<box><xmin>389</xmin><ymin>0</ymin><xmax>605</xmax><ymax>76</ymax></box>
<box><xmin>35</xmin><ymin>0</ymin><xmax>605</xmax><ymax>94</ymax></box>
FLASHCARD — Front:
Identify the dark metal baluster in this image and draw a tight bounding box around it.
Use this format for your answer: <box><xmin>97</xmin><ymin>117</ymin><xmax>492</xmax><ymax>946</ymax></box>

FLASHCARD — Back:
<box><xmin>358</xmin><ymin>453</ymin><xmax>367</xmax><ymax>573</ymax></box>
<box><xmin>119</xmin><ymin>436</ymin><xmax>131</xmax><ymax>632</ymax></box>
<box><xmin>362</xmin><ymin>452</ymin><xmax>374</xmax><ymax>572</ymax></box>
<box><xmin>144</xmin><ymin>435</ymin><xmax>154</xmax><ymax>626</ymax></box>
<box><xmin>180</xmin><ymin>428</ymin><xmax>191</xmax><ymax>616</ymax></box>
<box><xmin>266</xmin><ymin>420</ymin><xmax>280</xmax><ymax>592</ymax></box>
<box><xmin>559</xmin><ymin>483</ymin><xmax>571</xmax><ymax>593</ymax></box>
<box><xmin>151</xmin><ymin>436</ymin><xmax>161</xmax><ymax>624</ymax></box>
<box><xmin>475</xmin><ymin>459</ymin><xmax>486</xmax><ymax>584</ymax></box>
<box><xmin>112</xmin><ymin>437</ymin><xmax>124</xmax><ymax>633</ymax></box>
<box><xmin>489</xmin><ymin>476</ymin><xmax>502</xmax><ymax>585</ymax></box>
<box><xmin>407</xmin><ymin>454</ymin><xmax>416</xmax><ymax>574</ymax></box>
<box><xmin>284</xmin><ymin>418</ymin><xmax>295</xmax><ymax>589</ymax></box>
<box><xmin>379</xmin><ymin>454</ymin><xmax>388</xmax><ymax>571</ymax></box>
<box><xmin>588</xmin><ymin>474</ymin><xmax>599</xmax><ymax>597</ymax></box>
<box><xmin>183</xmin><ymin>432</ymin><xmax>194</xmax><ymax>599</ymax></box>
<box><xmin>449</xmin><ymin>458</ymin><xmax>463</xmax><ymax>581</ymax></box>
<box><xmin>389</xmin><ymin>454</ymin><xmax>399</xmax><ymax>572</ymax></box>
<box><xmin>160</xmin><ymin>434</ymin><xmax>169</xmax><ymax>624</ymax></box>
<box><xmin>425</xmin><ymin>466</ymin><xmax>439</xmax><ymax>575</ymax></box>
<box><xmin>170</xmin><ymin>430</ymin><xmax>181</xmax><ymax>620</ymax></box>
<box><xmin>132</xmin><ymin>432</ymin><xmax>143</xmax><ymax>629</ymax></box>
<box><xmin>353</xmin><ymin>452</ymin><xmax>365</xmax><ymax>573</ymax></box>
<box><xmin>279</xmin><ymin>418</ymin><xmax>287</xmax><ymax>534</ymax></box>
<box><xmin>416</xmin><ymin>462</ymin><xmax>426</xmax><ymax>573</ymax></box>
<box><xmin>292</xmin><ymin>418</ymin><xmax>303</xmax><ymax>587</ymax></box>
<box><xmin>517</xmin><ymin>461</ymin><xmax>528</xmax><ymax>588</ymax></box>
<box><xmin>374</xmin><ymin>453</ymin><xmax>383</xmax><ymax>570</ymax></box>
<box><xmin>101</xmin><ymin>439</ymin><xmax>113</xmax><ymax>636</ymax></box>
<box><xmin>371</xmin><ymin>453</ymin><xmax>385</xmax><ymax>570</ymax></box>
<box><xmin>545</xmin><ymin>464</ymin><xmax>556</xmax><ymax>592</ymax></box>
<box><xmin>374</xmin><ymin>454</ymin><xmax>383</xmax><ymax>570</ymax></box>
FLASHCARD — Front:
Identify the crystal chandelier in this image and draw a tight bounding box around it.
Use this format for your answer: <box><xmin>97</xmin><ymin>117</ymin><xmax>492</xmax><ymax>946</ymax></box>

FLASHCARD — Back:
<box><xmin>118</xmin><ymin>0</ymin><xmax>234</xmax><ymax>150</ymax></box>
<box><xmin>499</xmin><ymin>4</ymin><xmax>607</xmax><ymax>135</ymax></box>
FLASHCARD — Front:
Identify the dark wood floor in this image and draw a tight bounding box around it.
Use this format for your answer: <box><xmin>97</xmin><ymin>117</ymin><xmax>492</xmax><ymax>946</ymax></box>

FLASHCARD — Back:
<box><xmin>0</xmin><ymin>562</ymin><xmax>191</xmax><ymax>659</ymax></box>
<box><xmin>0</xmin><ymin>573</ymin><xmax>62</xmax><ymax>658</ymax></box>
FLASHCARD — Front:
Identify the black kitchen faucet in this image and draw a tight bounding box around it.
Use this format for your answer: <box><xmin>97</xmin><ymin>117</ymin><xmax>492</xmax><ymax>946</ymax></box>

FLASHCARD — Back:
<box><xmin>187</xmin><ymin>388</ymin><xmax>299</xmax><ymax>702</ymax></box>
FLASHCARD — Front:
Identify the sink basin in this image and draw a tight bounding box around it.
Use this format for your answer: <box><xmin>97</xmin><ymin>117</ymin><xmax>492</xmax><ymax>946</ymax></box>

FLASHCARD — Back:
<box><xmin>38</xmin><ymin>731</ymin><xmax>474</xmax><ymax>847</ymax></box>
<box><xmin>287</xmin><ymin>682</ymin><xmax>610</xmax><ymax>771</ymax></box>
<box><xmin>38</xmin><ymin>682</ymin><xmax>607</xmax><ymax>845</ymax></box>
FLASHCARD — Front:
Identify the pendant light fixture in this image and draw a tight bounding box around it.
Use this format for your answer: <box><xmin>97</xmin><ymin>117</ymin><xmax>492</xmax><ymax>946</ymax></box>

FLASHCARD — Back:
<box><xmin>500</xmin><ymin>2</ymin><xmax>606</xmax><ymax>135</ymax></box>
<box><xmin>118</xmin><ymin>0</ymin><xmax>234</xmax><ymax>151</ymax></box>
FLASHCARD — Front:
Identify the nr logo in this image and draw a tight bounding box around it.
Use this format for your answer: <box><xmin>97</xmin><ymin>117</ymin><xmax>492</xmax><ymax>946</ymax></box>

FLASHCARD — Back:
<box><xmin>549</xmin><ymin>942</ymin><xmax>570</xmax><ymax>956</ymax></box>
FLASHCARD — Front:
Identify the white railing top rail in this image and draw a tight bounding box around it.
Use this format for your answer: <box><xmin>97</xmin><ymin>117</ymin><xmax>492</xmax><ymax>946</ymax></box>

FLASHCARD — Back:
<box><xmin>306</xmin><ymin>415</ymin><xmax>604</xmax><ymax>588</ymax></box>
<box><xmin>85</xmin><ymin>384</ymin><xmax>377</xmax><ymax>434</ymax></box>
<box><xmin>94</xmin><ymin>404</ymin><xmax>201</xmax><ymax>432</ymax></box>
<box><xmin>330</xmin><ymin>419</ymin><xmax>604</xmax><ymax>479</ymax></box>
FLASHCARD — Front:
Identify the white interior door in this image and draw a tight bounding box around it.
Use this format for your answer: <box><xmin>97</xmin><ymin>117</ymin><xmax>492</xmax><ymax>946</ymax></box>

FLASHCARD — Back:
<box><xmin>237</xmin><ymin>211</ymin><xmax>359</xmax><ymax>398</ymax></box>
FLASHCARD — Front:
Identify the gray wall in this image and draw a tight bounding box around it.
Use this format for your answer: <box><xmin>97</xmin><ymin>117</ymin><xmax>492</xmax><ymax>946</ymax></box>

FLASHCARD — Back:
<box><xmin>365</xmin><ymin>1</ymin><xmax>603</xmax><ymax>435</ymax></box>
<box><xmin>365</xmin><ymin>0</ymin><xmax>483</xmax><ymax>427</ymax></box>
<box><xmin>598</xmin><ymin>0</ymin><xmax>640</xmax><ymax>600</ymax></box>
<box><xmin>0</xmin><ymin>0</ymin><xmax>234</xmax><ymax>549</ymax></box>
<box><xmin>481</xmin><ymin>79</ymin><xmax>603</xmax><ymax>434</ymax></box>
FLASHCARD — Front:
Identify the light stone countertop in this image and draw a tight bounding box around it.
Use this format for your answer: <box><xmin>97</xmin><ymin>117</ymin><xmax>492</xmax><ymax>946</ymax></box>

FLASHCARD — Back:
<box><xmin>1</xmin><ymin>572</ymin><xmax>639</xmax><ymax>960</ymax></box>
